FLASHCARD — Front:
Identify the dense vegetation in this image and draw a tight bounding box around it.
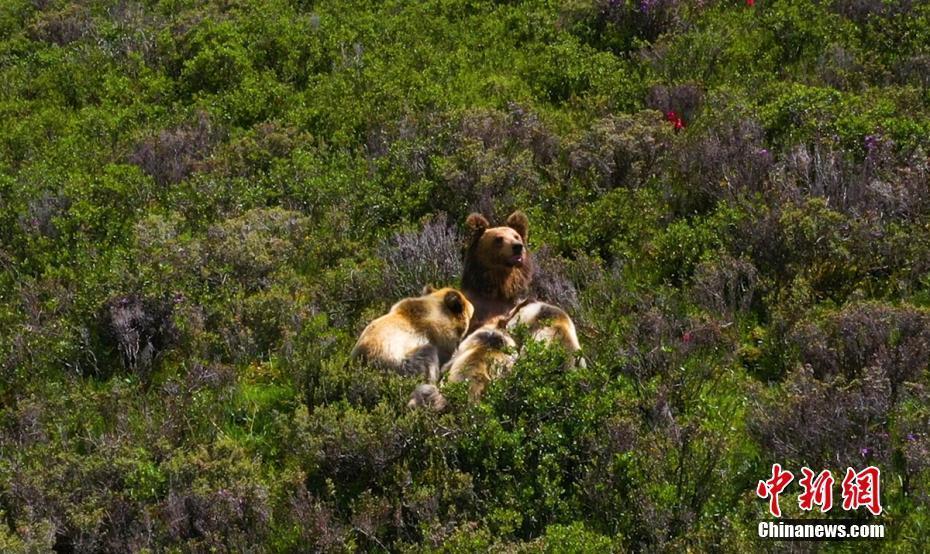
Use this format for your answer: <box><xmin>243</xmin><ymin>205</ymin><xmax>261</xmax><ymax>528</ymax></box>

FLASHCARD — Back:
<box><xmin>1</xmin><ymin>0</ymin><xmax>929</xmax><ymax>551</ymax></box>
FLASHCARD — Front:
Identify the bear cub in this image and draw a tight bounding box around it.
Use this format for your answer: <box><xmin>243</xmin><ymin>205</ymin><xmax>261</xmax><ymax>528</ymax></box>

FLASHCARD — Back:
<box><xmin>507</xmin><ymin>300</ymin><xmax>586</xmax><ymax>368</ymax></box>
<box><xmin>408</xmin><ymin>317</ymin><xmax>517</xmax><ymax>411</ymax></box>
<box><xmin>352</xmin><ymin>285</ymin><xmax>474</xmax><ymax>383</ymax></box>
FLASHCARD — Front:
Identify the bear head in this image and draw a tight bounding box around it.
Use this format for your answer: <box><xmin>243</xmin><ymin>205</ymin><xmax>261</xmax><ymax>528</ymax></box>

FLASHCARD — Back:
<box><xmin>421</xmin><ymin>284</ymin><xmax>475</xmax><ymax>326</ymax></box>
<box><xmin>465</xmin><ymin>211</ymin><xmax>529</xmax><ymax>269</ymax></box>
<box><xmin>461</xmin><ymin>211</ymin><xmax>533</xmax><ymax>301</ymax></box>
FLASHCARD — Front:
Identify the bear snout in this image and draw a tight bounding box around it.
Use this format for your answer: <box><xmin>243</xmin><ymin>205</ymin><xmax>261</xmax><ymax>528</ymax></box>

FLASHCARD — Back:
<box><xmin>507</xmin><ymin>242</ymin><xmax>526</xmax><ymax>267</ymax></box>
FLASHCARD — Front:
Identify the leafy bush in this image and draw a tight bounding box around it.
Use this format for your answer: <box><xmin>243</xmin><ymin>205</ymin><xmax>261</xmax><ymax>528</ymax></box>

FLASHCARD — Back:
<box><xmin>566</xmin><ymin>111</ymin><xmax>672</xmax><ymax>192</ymax></box>
<box><xmin>674</xmin><ymin>115</ymin><xmax>772</xmax><ymax>210</ymax></box>
<box><xmin>19</xmin><ymin>192</ymin><xmax>71</xmax><ymax>239</ymax></box>
<box><xmin>98</xmin><ymin>293</ymin><xmax>177</xmax><ymax>380</ymax></box>
<box><xmin>159</xmin><ymin>441</ymin><xmax>273</xmax><ymax>551</ymax></box>
<box><xmin>27</xmin><ymin>5</ymin><xmax>93</xmax><ymax>46</ymax></box>
<box><xmin>205</xmin><ymin>207</ymin><xmax>308</xmax><ymax>289</ymax></box>
<box><xmin>645</xmin><ymin>82</ymin><xmax>703</xmax><ymax>123</ymax></box>
<box><xmin>377</xmin><ymin>213</ymin><xmax>462</xmax><ymax>299</ymax></box>
<box><xmin>569</xmin><ymin>0</ymin><xmax>685</xmax><ymax>54</ymax></box>
<box><xmin>129</xmin><ymin>111</ymin><xmax>220</xmax><ymax>187</ymax></box>
<box><xmin>4</xmin><ymin>0</ymin><xmax>930</xmax><ymax>550</ymax></box>
<box><xmin>790</xmin><ymin>303</ymin><xmax>930</xmax><ymax>394</ymax></box>
<box><xmin>749</xmin><ymin>364</ymin><xmax>891</xmax><ymax>469</ymax></box>
<box><xmin>691</xmin><ymin>255</ymin><xmax>759</xmax><ymax>317</ymax></box>
<box><xmin>772</xmin><ymin>136</ymin><xmax>930</xmax><ymax>221</ymax></box>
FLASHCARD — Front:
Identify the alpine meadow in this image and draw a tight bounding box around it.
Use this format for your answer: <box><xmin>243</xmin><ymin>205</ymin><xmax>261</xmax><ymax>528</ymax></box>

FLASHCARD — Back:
<box><xmin>2</xmin><ymin>0</ymin><xmax>930</xmax><ymax>551</ymax></box>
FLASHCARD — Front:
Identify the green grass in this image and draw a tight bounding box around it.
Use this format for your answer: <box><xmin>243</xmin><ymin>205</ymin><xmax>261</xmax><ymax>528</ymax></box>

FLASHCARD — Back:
<box><xmin>1</xmin><ymin>0</ymin><xmax>930</xmax><ymax>551</ymax></box>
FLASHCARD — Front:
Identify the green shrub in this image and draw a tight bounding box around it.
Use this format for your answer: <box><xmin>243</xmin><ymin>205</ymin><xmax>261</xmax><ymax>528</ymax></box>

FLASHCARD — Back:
<box><xmin>4</xmin><ymin>0</ymin><xmax>930</xmax><ymax>550</ymax></box>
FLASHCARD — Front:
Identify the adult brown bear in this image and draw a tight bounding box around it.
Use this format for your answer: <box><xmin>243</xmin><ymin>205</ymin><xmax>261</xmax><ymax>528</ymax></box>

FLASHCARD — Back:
<box><xmin>461</xmin><ymin>211</ymin><xmax>534</xmax><ymax>334</ymax></box>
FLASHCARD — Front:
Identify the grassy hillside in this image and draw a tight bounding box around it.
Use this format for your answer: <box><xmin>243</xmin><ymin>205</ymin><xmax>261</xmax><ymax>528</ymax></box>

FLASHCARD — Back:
<box><xmin>1</xmin><ymin>0</ymin><xmax>930</xmax><ymax>551</ymax></box>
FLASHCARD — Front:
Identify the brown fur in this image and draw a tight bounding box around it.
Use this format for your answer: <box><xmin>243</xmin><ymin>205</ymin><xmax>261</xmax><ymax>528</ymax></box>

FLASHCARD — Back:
<box><xmin>506</xmin><ymin>300</ymin><xmax>586</xmax><ymax>368</ymax></box>
<box><xmin>352</xmin><ymin>286</ymin><xmax>474</xmax><ymax>382</ymax></box>
<box><xmin>408</xmin><ymin>383</ymin><xmax>448</xmax><ymax>411</ymax></box>
<box><xmin>408</xmin><ymin>318</ymin><xmax>516</xmax><ymax>411</ymax></box>
<box><xmin>461</xmin><ymin>211</ymin><xmax>535</xmax><ymax>333</ymax></box>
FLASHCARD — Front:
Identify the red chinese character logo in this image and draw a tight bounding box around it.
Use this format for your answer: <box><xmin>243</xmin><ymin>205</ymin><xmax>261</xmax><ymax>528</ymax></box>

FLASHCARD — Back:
<box><xmin>756</xmin><ymin>463</ymin><xmax>794</xmax><ymax>517</ymax></box>
<box><xmin>798</xmin><ymin>468</ymin><xmax>834</xmax><ymax>512</ymax></box>
<box><xmin>841</xmin><ymin>466</ymin><xmax>882</xmax><ymax>516</ymax></box>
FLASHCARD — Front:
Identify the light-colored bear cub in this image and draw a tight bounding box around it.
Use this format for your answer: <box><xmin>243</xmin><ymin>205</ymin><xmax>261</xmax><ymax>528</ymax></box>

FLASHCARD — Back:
<box><xmin>507</xmin><ymin>300</ymin><xmax>586</xmax><ymax>368</ymax></box>
<box><xmin>352</xmin><ymin>285</ymin><xmax>474</xmax><ymax>383</ymax></box>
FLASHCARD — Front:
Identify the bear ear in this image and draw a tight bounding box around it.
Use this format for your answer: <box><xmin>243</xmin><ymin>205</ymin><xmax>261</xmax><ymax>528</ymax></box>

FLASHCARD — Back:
<box><xmin>465</xmin><ymin>213</ymin><xmax>490</xmax><ymax>235</ymax></box>
<box><xmin>443</xmin><ymin>291</ymin><xmax>465</xmax><ymax>315</ymax></box>
<box><xmin>505</xmin><ymin>211</ymin><xmax>529</xmax><ymax>241</ymax></box>
<box><xmin>422</xmin><ymin>284</ymin><xmax>436</xmax><ymax>295</ymax></box>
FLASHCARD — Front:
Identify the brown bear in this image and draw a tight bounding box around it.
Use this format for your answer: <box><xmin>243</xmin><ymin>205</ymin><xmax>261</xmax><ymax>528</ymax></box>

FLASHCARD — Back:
<box><xmin>351</xmin><ymin>285</ymin><xmax>475</xmax><ymax>383</ymax></box>
<box><xmin>506</xmin><ymin>300</ymin><xmax>586</xmax><ymax>368</ymax></box>
<box><xmin>461</xmin><ymin>211</ymin><xmax>534</xmax><ymax>334</ymax></box>
<box><xmin>408</xmin><ymin>316</ymin><xmax>518</xmax><ymax>411</ymax></box>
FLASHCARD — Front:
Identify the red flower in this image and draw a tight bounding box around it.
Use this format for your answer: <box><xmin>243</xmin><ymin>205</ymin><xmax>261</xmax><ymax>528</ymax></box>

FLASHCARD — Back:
<box><xmin>666</xmin><ymin>111</ymin><xmax>685</xmax><ymax>131</ymax></box>
<box><xmin>747</xmin><ymin>0</ymin><xmax>755</xmax><ymax>6</ymax></box>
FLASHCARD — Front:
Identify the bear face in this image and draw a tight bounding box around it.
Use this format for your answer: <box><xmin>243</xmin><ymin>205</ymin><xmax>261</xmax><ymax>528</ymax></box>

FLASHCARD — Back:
<box><xmin>461</xmin><ymin>211</ymin><xmax>534</xmax><ymax>333</ymax></box>
<box><xmin>473</xmin><ymin>225</ymin><xmax>526</xmax><ymax>269</ymax></box>
<box><xmin>395</xmin><ymin>285</ymin><xmax>474</xmax><ymax>362</ymax></box>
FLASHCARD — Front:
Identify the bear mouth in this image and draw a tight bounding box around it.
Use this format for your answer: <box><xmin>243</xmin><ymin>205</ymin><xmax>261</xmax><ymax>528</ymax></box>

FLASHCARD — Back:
<box><xmin>507</xmin><ymin>254</ymin><xmax>525</xmax><ymax>267</ymax></box>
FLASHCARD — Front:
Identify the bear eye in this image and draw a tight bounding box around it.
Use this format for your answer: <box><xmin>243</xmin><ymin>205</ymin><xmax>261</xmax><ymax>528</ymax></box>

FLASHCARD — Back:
<box><xmin>494</xmin><ymin>236</ymin><xmax>504</xmax><ymax>244</ymax></box>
